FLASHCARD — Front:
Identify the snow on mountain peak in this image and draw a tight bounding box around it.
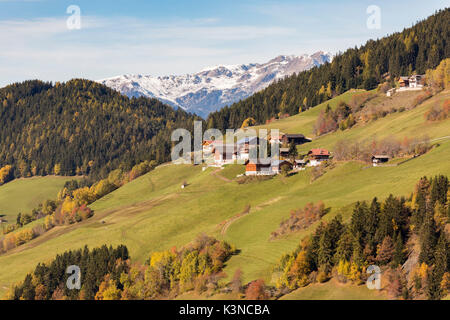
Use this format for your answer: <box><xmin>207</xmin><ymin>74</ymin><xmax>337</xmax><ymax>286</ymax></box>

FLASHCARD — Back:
<box><xmin>98</xmin><ymin>52</ymin><xmax>331</xmax><ymax>118</ymax></box>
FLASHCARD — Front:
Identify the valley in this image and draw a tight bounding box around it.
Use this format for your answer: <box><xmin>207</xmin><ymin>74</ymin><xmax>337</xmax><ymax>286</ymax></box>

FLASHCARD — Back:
<box><xmin>0</xmin><ymin>88</ymin><xmax>448</xmax><ymax>299</ymax></box>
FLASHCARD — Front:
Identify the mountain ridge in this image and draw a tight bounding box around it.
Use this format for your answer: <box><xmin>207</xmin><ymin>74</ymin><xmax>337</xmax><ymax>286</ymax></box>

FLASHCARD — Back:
<box><xmin>98</xmin><ymin>52</ymin><xmax>332</xmax><ymax>117</ymax></box>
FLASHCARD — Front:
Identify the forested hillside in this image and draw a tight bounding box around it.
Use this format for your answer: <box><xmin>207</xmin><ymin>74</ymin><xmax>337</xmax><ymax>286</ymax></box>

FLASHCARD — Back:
<box><xmin>206</xmin><ymin>9</ymin><xmax>449</xmax><ymax>129</ymax></box>
<box><xmin>0</xmin><ymin>79</ymin><xmax>202</xmax><ymax>179</ymax></box>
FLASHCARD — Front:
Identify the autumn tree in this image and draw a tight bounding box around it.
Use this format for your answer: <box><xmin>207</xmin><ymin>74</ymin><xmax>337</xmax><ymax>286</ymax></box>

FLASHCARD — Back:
<box><xmin>376</xmin><ymin>236</ymin><xmax>394</xmax><ymax>265</ymax></box>
<box><xmin>245</xmin><ymin>279</ymin><xmax>268</xmax><ymax>300</ymax></box>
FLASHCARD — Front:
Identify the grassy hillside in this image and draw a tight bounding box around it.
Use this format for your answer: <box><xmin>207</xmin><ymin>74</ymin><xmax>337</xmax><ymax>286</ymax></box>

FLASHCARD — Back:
<box><xmin>0</xmin><ymin>176</ymin><xmax>76</xmax><ymax>224</ymax></box>
<box><xmin>296</xmin><ymin>90</ymin><xmax>450</xmax><ymax>154</ymax></box>
<box><xmin>0</xmin><ymin>90</ymin><xmax>449</xmax><ymax>298</ymax></box>
<box><xmin>252</xmin><ymin>89</ymin><xmax>365</xmax><ymax>137</ymax></box>
<box><xmin>254</xmin><ymin>89</ymin><xmax>449</xmax><ymax>153</ymax></box>
<box><xmin>280</xmin><ymin>279</ymin><xmax>386</xmax><ymax>300</ymax></box>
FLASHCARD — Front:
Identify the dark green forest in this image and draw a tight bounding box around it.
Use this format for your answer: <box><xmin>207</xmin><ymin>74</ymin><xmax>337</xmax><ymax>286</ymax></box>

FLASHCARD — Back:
<box><xmin>9</xmin><ymin>245</ymin><xmax>129</xmax><ymax>300</ymax></box>
<box><xmin>0</xmin><ymin>79</ymin><xmax>202</xmax><ymax>179</ymax></box>
<box><xmin>206</xmin><ymin>9</ymin><xmax>450</xmax><ymax>130</ymax></box>
<box><xmin>274</xmin><ymin>175</ymin><xmax>450</xmax><ymax>300</ymax></box>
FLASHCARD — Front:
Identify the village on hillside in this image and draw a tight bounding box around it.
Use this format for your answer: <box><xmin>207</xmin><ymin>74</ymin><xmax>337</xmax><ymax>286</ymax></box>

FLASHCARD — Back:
<box><xmin>201</xmin><ymin>133</ymin><xmax>329</xmax><ymax>176</ymax></box>
<box><xmin>199</xmin><ymin>73</ymin><xmax>435</xmax><ymax>176</ymax></box>
<box><xmin>202</xmin><ymin>134</ymin><xmax>394</xmax><ymax>177</ymax></box>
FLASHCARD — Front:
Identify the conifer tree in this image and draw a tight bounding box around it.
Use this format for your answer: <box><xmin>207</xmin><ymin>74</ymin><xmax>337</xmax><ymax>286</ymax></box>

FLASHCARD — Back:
<box><xmin>419</xmin><ymin>211</ymin><xmax>438</xmax><ymax>265</ymax></box>
<box><xmin>376</xmin><ymin>235</ymin><xmax>394</xmax><ymax>265</ymax></box>
<box><xmin>393</xmin><ymin>232</ymin><xmax>406</xmax><ymax>267</ymax></box>
<box><xmin>365</xmin><ymin>197</ymin><xmax>380</xmax><ymax>246</ymax></box>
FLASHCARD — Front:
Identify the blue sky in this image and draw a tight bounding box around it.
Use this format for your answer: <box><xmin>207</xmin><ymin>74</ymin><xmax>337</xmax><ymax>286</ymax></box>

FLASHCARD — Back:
<box><xmin>0</xmin><ymin>0</ymin><xmax>448</xmax><ymax>86</ymax></box>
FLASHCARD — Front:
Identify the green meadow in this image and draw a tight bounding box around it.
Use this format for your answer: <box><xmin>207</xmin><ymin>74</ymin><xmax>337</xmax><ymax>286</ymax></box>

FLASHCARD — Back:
<box><xmin>0</xmin><ymin>90</ymin><xmax>448</xmax><ymax>299</ymax></box>
<box><xmin>253</xmin><ymin>89</ymin><xmax>366</xmax><ymax>137</ymax></box>
<box><xmin>280</xmin><ymin>279</ymin><xmax>386</xmax><ymax>300</ymax></box>
<box><xmin>0</xmin><ymin>176</ymin><xmax>77</xmax><ymax>224</ymax></box>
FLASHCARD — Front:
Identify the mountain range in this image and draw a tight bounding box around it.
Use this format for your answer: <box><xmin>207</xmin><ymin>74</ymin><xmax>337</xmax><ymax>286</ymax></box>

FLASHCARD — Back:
<box><xmin>98</xmin><ymin>52</ymin><xmax>331</xmax><ymax>117</ymax></box>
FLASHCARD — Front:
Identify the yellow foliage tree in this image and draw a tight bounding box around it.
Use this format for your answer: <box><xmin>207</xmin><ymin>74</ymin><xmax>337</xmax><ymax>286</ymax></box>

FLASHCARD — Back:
<box><xmin>426</xmin><ymin>58</ymin><xmax>450</xmax><ymax>90</ymax></box>
<box><xmin>53</xmin><ymin>163</ymin><xmax>61</xmax><ymax>175</ymax></box>
<box><xmin>241</xmin><ymin>117</ymin><xmax>256</xmax><ymax>128</ymax></box>
<box><xmin>0</xmin><ymin>165</ymin><xmax>13</xmax><ymax>185</ymax></box>
<box><xmin>61</xmin><ymin>196</ymin><xmax>76</xmax><ymax>215</ymax></box>
<box><xmin>95</xmin><ymin>275</ymin><xmax>121</xmax><ymax>300</ymax></box>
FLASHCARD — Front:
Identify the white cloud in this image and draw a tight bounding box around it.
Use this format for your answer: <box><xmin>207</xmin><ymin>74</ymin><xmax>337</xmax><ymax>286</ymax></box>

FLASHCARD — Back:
<box><xmin>0</xmin><ymin>15</ymin><xmax>297</xmax><ymax>86</ymax></box>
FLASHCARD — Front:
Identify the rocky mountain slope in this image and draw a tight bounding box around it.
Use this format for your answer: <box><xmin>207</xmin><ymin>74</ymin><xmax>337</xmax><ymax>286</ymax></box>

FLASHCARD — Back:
<box><xmin>98</xmin><ymin>52</ymin><xmax>331</xmax><ymax>117</ymax></box>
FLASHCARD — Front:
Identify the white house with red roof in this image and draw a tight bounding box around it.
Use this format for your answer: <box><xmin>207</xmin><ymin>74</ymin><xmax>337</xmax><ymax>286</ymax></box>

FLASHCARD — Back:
<box><xmin>307</xmin><ymin>148</ymin><xmax>330</xmax><ymax>166</ymax></box>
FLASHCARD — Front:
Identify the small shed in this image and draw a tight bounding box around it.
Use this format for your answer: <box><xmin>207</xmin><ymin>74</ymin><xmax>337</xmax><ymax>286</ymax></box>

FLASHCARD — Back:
<box><xmin>399</xmin><ymin>76</ymin><xmax>410</xmax><ymax>87</ymax></box>
<box><xmin>294</xmin><ymin>159</ymin><xmax>307</xmax><ymax>169</ymax></box>
<box><xmin>279</xmin><ymin>148</ymin><xmax>290</xmax><ymax>158</ymax></box>
<box><xmin>372</xmin><ymin>155</ymin><xmax>390</xmax><ymax>166</ymax></box>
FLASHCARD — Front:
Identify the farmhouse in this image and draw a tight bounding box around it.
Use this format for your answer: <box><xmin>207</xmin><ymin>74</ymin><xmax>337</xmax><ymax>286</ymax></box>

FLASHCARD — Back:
<box><xmin>408</xmin><ymin>74</ymin><xmax>425</xmax><ymax>88</ymax></box>
<box><xmin>279</xmin><ymin>148</ymin><xmax>290</xmax><ymax>159</ymax></box>
<box><xmin>214</xmin><ymin>144</ymin><xmax>238</xmax><ymax>166</ymax></box>
<box><xmin>269</xmin><ymin>134</ymin><xmax>284</xmax><ymax>145</ymax></box>
<box><xmin>372</xmin><ymin>155</ymin><xmax>390</xmax><ymax>166</ymax></box>
<box><xmin>308</xmin><ymin>148</ymin><xmax>330</xmax><ymax>166</ymax></box>
<box><xmin>236</xmin><ymin>136</ymin><xmax>268</xmax><ymax>161</ymax></box>
<box><xmin>202</xmin><ymin>140</ymin><xmax>214</xmax><ymax>154</ymax></box>
<box><xmin>399</xmin><ymin>76</ymin><xmax>410</xmax><ymax>87</ymax></box>
<box><xmin>282</xmin><ymin>134</ymin><xmax>311</xmax><ymax>146</ymax></box>
<box><xmin>245</xmin><ymin>160</ymin><xmax>292</xmax><ymax>176</ymax></box>
<box><xmin>293</xmin><ymin>159</ymin><xmax>307</xmax><ymax>170</ymax></box>
<box><xmin>388</xmin><ymin>74</ymin><xmax>426</xmax><ymax>96</ymax></box>
<box><xmin>245</xmin><ymin>161</ymin><xmax>272</xmax><ymax>176</ymax></box>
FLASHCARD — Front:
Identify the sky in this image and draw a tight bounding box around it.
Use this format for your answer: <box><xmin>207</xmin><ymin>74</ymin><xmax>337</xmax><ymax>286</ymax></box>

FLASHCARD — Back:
<box><xmin>0</xmin><ymin>0</ymin><xmax>448</xmax><ymax>87</ymax></box>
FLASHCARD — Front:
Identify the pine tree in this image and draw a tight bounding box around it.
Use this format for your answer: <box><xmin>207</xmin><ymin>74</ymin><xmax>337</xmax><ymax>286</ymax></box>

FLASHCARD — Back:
<box><xmin>434</xmin><ymin>232</ymin><xmax>448</xmax><ymax>276</ymax></box>
<box><xmin>352</xmin><ymin>235</ymin><xmax>364</xmax><ymax>266</ymax></box>
<box><xmin>419</xmin><ymin>211</ymin><xmax>438</xmax><ymax>265</ymax></box>
<box><xmin>393</xmin><ymin>232</ymin><xmax>406</xmax><ymax>267</ymax></box>
<box><xmin>351</xmin><ymin>201</ymin><xmax>368</xmax><ymax>240</ymax></box>
<box><xmin>376</xmin><ymin>235</ymin><xmax>394</xmax><ymax>265</ymax></box>
<box><xmin>427</xmin><ymin>267</ymin><xmax>443</xmax><ymax>300</ymax></box>
<box><xmin>335</xmin><ymin>228</ymin><xmax>353</xmax><ymax>263</ymax></box>
<box><xmin>365</xmin><ymin>197</ymin><xmax>380</xmax><ymax>245</ymax></box>
<box><xmin>375</xmin><ymin>195</ymin><xmax>396</xmax><ymax>242</ymax></box>
<box><xmin>288</xmin><ymin>142</ymin><xmax>298</xmax><ymax>161</ymax></box>
<box><xmin>16</xmin><ymin>212</ymin><xmax>22</xmax><ymax>226</ymax></box>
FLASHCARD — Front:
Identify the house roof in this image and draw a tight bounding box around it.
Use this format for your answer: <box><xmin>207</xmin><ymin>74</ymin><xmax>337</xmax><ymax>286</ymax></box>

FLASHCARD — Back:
<box><xmin>203</xmin><ymin>140</ymin><xmax>213</xmax><ymax>145</ymax></box>
<box><xmin>399</xmin><ymin>76</ymin><xmax>409</xmax><ymax>81</ymax></box>
<box><xmin>285</xmin><ymin>134</ymin><xmax>305</xmax><ymax>139</ymax></box>
<box><xmin>279</xmin><ymin>148</ymin><xmax>289</xmax><ymax>153</ymax></box>
<box><xmin>308</xmin><ymin>148</ymin><xmax>330</xmax><ymax>156</ymax></box>
<box><xmin>372</xmin><ymin>155</ymin><xmax>390</xmax><ymax>159</ymax></box>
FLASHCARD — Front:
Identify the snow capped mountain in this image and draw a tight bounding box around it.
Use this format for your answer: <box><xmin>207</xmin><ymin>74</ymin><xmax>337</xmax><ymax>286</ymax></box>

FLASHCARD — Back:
<box><xmin>98</xmin><ymin>51</ymin><xmax>331</xmax><ymax>118</ymax></box>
